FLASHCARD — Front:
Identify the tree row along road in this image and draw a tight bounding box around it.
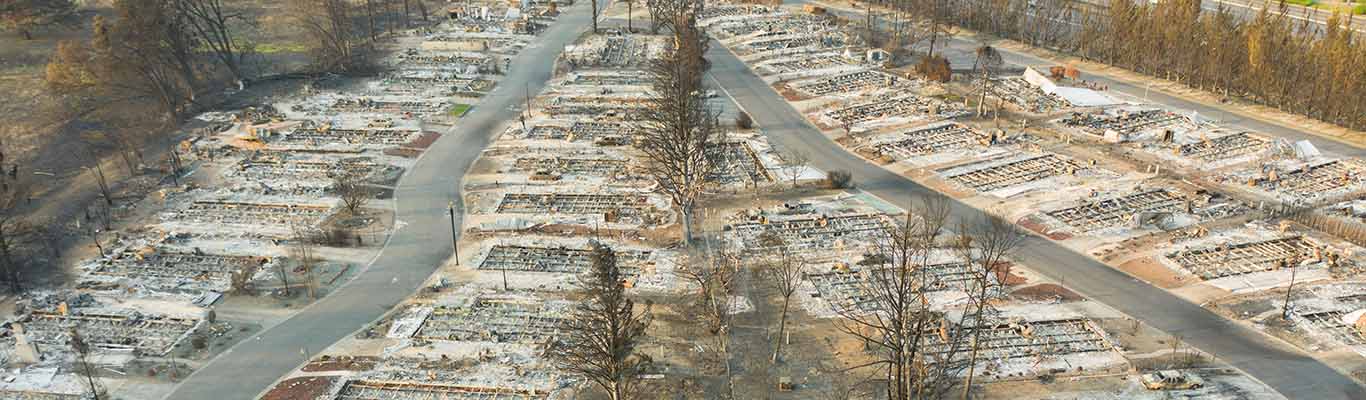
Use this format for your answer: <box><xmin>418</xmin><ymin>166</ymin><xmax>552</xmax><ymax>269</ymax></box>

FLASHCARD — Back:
<box><xmin>1067</xmin><ymin>0</ymin><xmax>1366</xmax><ymax>34</ymax></box>
<box><xmin>705</xmin><ymin>41</ymin><xmax>1365</xmax><ymax>399</ymax></box>
<box><xmin>799</xmin><ymin>0</ymin><xmax>1366</xmax><ymax>159</ymax></box>
<box><xmin>164</xmin><ymin>4</ymin><xmax>599</xmax><ymax>399</ymax></box>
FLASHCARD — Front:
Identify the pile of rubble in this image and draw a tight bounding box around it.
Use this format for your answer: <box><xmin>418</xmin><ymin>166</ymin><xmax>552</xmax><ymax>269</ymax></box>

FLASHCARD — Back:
<box><xmin>0</xmin><ymin>3</ymin><xmax>564</xmax><ymax>398</ymax></box>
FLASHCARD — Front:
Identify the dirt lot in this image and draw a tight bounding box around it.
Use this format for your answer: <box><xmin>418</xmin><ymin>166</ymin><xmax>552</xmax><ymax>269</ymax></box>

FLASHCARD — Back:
<box><xmin>0</xmin><ymin>0</ymin><xmax>331</xmax><ymax>291</ymax></box>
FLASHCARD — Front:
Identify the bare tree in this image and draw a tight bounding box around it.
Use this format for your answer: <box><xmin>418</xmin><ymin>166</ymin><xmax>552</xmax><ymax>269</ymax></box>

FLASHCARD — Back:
<box><xmin>645</xmin><ymin>0</ymin><xmax>697</xmax><ymax>34</ymax></box>
<box><xmin>35</xmin><ymin>218</ymin><xmax>65</xmax><ymax>260</ymax></box>
<box><xmin>590</xmin><ymin>0</ymin><xmax>599</xmax><ymax>33</ymax></box>
<box><xmin>109</xmin><ymin>0</ymin><xmax>204</xmax><ymax>115</ymax></box>
<box><xmin>45</xmin><ymin>4</ymin><xmax>200</xmax><ymax>121</ymax></box>
<box><xmin>863</xmin><ymin>2</ymin><xmax>877</xmax><ymax>47</ymax></box>
<box><xmin>400</xmin><ymin>0</ymin><xmax>410</xmax><ymax>28</ymax></box>
<box><xmin>0</xmin><ymin>0</ymin><xmax>78</xmax><ymax>40</ymax></box>
<box><xmin>676</xmin><ymin>245</ymin><xmax>740</xmax><ymax>397</ymax></box>
<box><xmin>645</xmin><ymin>0</ymin><xmax>668</xmax><ymax>34</ymax></box>
<box><xmin>834</xmin><ymin>196</ymin><xmax>973</xmax><ymax>399</ymax></box>
<box><xmin>167</xmin><ymin>147</ymin><xmax>185</xmax><ymax>184</ymax></box>
<box><xmin>971</xmin><ymin>44</ymin><xmax>1003</xmax><ymax>117</ymax></box>
<box><xmin>0</xmin><ymin>181</ymin><xmax>34</xmax><ymax>293</ymax></box>
<box><xmin>82</xmin><ymin>129</ymin><xmax>141</xmax><ymax>175</ymax></box>
<box><xmin>80</xmin><ymin>215</ymin><xmax>103</xmax><ymax>258</ymax></box>
<box><xmin>290</xmin><ymin>224</ymin><xmax>319</xmax><ymax>299</ymax></box>
<box><xmin>363</xmin><ymin>0</ymin><xmax>376</xmax><ymax>43</ymax></box>
<box><xmin>679</xmin><ymin>246</ymin><xmax>737</xmax><ymax>347</ymax></box>
<box><xmin>176</xmin><ymin>0</ymin><xmax>248</xmax><ymax>83</ymax></box>
<box><xmin>783</xmin><ymin>148</ymin><xmax>810</xmax><ymax>188</ymax></box>
<box><xmin>549</xmin><ymin>241</ymin><xmax>652</xmax><ymax>400</ymax></box>
<box><xmin>76</xmin><ymin>147</ymin><xmax>114</xmax><ymax>207</ymax></box>
<box><xmin>758</xmin><ymin>232</ymin><xmax>803</xmax><ymax>364</ymax></box>
<box><xmin>920</xmin><ymin>0</ymin><xmax>957</xmax><ymax>58</ymax></box>
<box><xmin>332</xmin><ymin>172</ymin><xmax>371</xmax><ymax>214</ymax></box>
<box><xmin>1019</xmin><ymin>0</ymin><xmax>1075</xmax><ymax>47</ymax></box>
<box><xmin>288</xmin><ymin>0</ymin><xmax>364</xmax><ymax>73</ymax></box>
<box><xmin>273</xmin><ymin>240</ymin><xmax>292</xmax><ymax>297</ymax></box>
<box><xmin>638</xmin><ymin>7</ymin><xmax>718</xmax><ymax>246</ymax></box>
<box><xmin>68</xmin><ymin>328</ymin><xmax>104</xmax><ymax>400</ymax></box>
<box><xmin>952</xmin><ymin>213</ymin><xmax>1025</xmax><ymax>398</ymax></box>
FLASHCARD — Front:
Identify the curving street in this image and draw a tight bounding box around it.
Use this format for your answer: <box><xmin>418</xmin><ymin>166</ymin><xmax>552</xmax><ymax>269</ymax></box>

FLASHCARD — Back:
<box><xmin>162</xmin><ymin>1</ymin><xmax>1366</xmax><ymax>397</ymax></box>
<box><xmin>706</xmin><ymin>40</ymin><xmax>1365</xmax><ymax>400</ymax></box>
<box><xmin>163</xmin><ymin>3</ymin><xmax>599</xmax><ymax>399</ymax></box>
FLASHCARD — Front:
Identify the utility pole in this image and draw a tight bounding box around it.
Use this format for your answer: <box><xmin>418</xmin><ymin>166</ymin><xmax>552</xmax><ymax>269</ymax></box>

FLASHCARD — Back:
<box><xmin>448</xmin><ymin>201</ymin><xmax>459</xmax><ymax>265</ymax></box>
<box><xmin>169</xmin><ymin>149</ymin><xmax>183</xmax><ymax>185</ymax></box>
<box><xmin>1282</xmin><ymin>256</ymin><xmax>1300</xmax><ymax>320</ymax></box>
<box><xmin>501</xmin><ymin>262</ymin><xmax>509</xmax><ymax>291</ymax></box>
<box><xmin>865</xmin><ymin>3</ymin><xmax>874</xmax><ymax>47</ymax></box>
<box><xmin>524</xmin><ymin>82</ymin><xmax>533</xmax><ymax>120</ymax></box>
<box><xmin>169</xmin><ymin>349</ymin><xmax>180</xmax><ymax>380</ymax></box>
<box><xmin>69</xmin><ymin>328</ymin><xmax>101</xmax><ymax>400</ymax></box>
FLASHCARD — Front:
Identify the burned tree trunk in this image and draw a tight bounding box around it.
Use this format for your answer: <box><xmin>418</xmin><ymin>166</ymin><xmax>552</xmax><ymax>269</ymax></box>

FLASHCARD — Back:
<box><xmin>548</xmin><ymin>241</ymin><xmax>652</xmax><ymax>400</ymax></box>
<box><xmin>637</xmin><ymin>4</ymin><xmax>718</xmax><ymax>246</ymax></box>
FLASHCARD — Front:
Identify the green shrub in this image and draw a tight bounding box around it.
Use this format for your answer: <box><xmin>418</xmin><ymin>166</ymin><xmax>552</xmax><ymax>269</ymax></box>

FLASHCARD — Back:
<box><xmin>1354</xmin><ymin>4</ymin><xmax>1366</xmax><ymax>15</ymax></box>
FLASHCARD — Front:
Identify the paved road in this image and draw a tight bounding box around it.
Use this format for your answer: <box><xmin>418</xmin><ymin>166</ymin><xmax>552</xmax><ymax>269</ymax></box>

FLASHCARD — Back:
<box><xmin>706</xmin><ymin>42</ymin><xmax>1365</xmax><ymax>399</ymax></box>
<box><xmin>1206</xmin><ymin>0</ymin><xmax>1365</xmax><ymax>33</ymax></box>
<box><xmin>927</xmin><ymin>36</ymin><xmax>1366</xmax><ymax>159</ymax></box>
<box><xmin>809</xmin><ymin>0</ymin><xmax>1366</xmax><ymax>159</ymax></box>
<box><xmin>1071</xmin><ymin>0</ymin><xmax>1366</xmax><ymax>34</ymax></box>
<box><xmin>165</xmin><ymin>5</ymin><xmax>597</xmax><ymax>400</ymax></box>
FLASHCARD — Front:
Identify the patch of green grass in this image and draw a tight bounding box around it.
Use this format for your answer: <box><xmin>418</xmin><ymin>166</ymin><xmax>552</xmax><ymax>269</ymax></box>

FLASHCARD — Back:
<box><xmin>935</xmin><ymin>93</ymin><xmax>965</xmax><ymax>103</ymax></box>
<box><xmin>1307</xmin><ymin>1</ymin><xmax>1365</xmax><ymax>15</ymax></box>
<box><xmin>1283</xmin><ymin>0</ymin><xmax>1315</xmax><ymax>6</ymax></box>
<box><xmin>253</xmin><ymin>42</ymin><xmax>309</xmax><ymax>54</ymax></box>
<box><xmin>448</xmin><ymin>104</ymin><xmax>471</xmax><ymax>117</ymax></box>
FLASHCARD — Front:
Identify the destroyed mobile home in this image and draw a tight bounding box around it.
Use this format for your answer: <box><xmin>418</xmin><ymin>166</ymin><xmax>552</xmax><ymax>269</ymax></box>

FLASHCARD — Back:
<box><xmin>13</xmin><ymin>0</ymin><xmax>1360</xmax><ymax>398</ymax></box>
<box><xmin>0</xmin><ymin>2</ymin><xmax>564</xmax><ymax>398</ymax></box>
<box><xmin>245</xmin><ymin>2</ymin><xmax>1327</xmax><ymax>398</ymax></box>
<box><xmin>253</xmin><ymin>16</ymin><xmax>1232</xmax><ymax>394</ymax></box>
<box><xmin>688</xmin><ymin>1</ymin><xmax>1358</xmax><ymax>397</ymax></box>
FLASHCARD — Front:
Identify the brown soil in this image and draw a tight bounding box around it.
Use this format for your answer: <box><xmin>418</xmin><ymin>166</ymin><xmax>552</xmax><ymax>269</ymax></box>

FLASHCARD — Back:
<box><xmin>992</xmin><ymin>262</ymin><xmax>1028</xmax><ymax>286</ymax></box>
<box><xmin>1116</xmin><ymin>256</ymin><xmax>1187</xmax><ymax>289</ymax></box>
<box><xmin>1016</xmin><ymin>216</ymin><xmax>1048</xmax><ymax>234</ymax></box>
<box><xmin>383</xmin><ymin>147</ymin><xmax>424</xmax><ymax>158</ymax></box>
<box><xmin>1011</xmin><ymin>283</ymin><xmax>1084</xmax><ymax>302</ymax></box>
